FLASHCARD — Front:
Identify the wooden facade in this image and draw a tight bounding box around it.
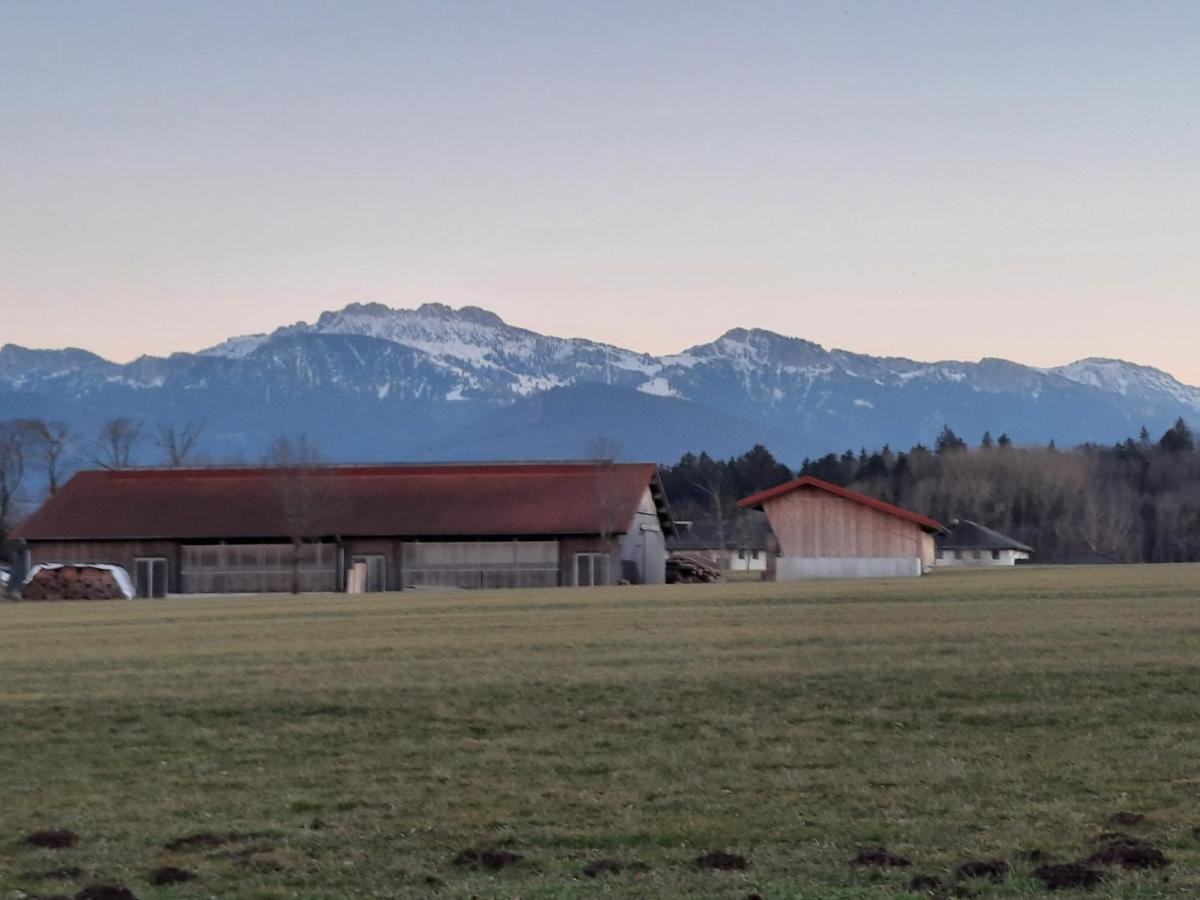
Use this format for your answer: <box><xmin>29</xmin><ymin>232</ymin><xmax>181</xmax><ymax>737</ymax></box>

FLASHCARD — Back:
<box><xmin>739</xmin><ymin>476</ymin><xmax>943</xmax><ymax>580</ymax></box>
<box><xmin>18</xmin><ymin>463</ymin><xmax>675</xmax><ymax>596</ymax></box>
<box><xmin>763</xmin><ymin>488</ymin><xmax>936</xmax><ymax>568</ymax></box>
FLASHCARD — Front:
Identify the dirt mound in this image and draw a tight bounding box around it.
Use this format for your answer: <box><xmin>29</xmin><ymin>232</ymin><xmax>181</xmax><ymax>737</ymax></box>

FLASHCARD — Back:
<box><xmin>582</xmin><ymin>858</ymin><xmax>622</xmax><ymax>877</ymax></box>
<box><xmin>75</xmin><ymin>887</ymin><xmax>138</xmax><ymax>900</ymax></box>
<box><xmin>1033</xmin><ymin>862</ymin><xmax>1104</xmax><ymax>891</ymax></box>
<box><xmin>694</xmin><ymin>850</ymin><xmax>750</xmax><ymax>870</ymax></box>
<box><xmin>25</xmin><ymin>830</ymin><xmax>79</xmax><ymax>850</ymax></box>
<box><xmin>955</xmin><ymin>858</ymin><xmax>1009</xmax><ymax>881</ymax></box>
<box><xmin>1088</xmin><ymin>835</ymin><xmax>1169</xmax><ymax>869</ymax></box>
<box><xmin>162</xmin><ymin>830</ymin><xmax>266</xmax><ymax>852</ymax></box>
<box><xmin>1014</xmin><ymin>848</ymin><xmax>1049</xmax><ymax>863</ymax></box>
<box><xmin>850</xmin><ymin>847</ymin><xmax>911</xmax><ymax>868</ymax></box>
<box><xmin>20</xmin><ymin>867</ymin><xmax>83</xmax><ymax>882</ymax></box>
<box><xmin>1109</xmin><ymin>811</ymin><xmax>1145</xmax><ymax>826</ymax></box>
<box><xmin>582</xmin><ymin>858</ymin><xmax>649</xmax><ymax>878</ymax></box>
<box><xmin>451</xmin><ymin>848</ymin><xmax>523</xmax><ymax>871</ymax></box>
<box><xmin>162</xmin><ymin>832</ymin><xmax>224</xmax><ymax>852</ymax></box>
<box><xmin>149</xmin><ymin>866</ymin><xmax>195</xmax><ymax>886</ymax></box>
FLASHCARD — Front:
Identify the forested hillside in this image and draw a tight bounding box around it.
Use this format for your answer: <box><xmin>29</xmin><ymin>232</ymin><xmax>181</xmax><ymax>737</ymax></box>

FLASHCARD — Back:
<box><xmin>662</xmin><ymin>420</ymin><xmax>1200</xmax><ymax>564</ymax></box>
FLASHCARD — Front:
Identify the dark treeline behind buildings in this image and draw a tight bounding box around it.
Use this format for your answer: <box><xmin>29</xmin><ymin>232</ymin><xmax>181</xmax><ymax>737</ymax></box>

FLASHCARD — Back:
<box><xmin>661</xmin><ymin>419</ymin><xmax>1200</xmax><ymax>564</ymax></box>
<box><xmin>4</xmin><ymin>414</ymin><xmax>1200</xmax><ymax>566</ymax></box>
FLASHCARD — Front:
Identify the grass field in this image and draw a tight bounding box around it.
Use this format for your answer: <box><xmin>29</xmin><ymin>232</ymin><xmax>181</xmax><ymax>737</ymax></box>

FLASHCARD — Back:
<box><xmin>2</xmin><ymin>566</ymin><xmax>1199</xmax><ymax>899</ymax></box>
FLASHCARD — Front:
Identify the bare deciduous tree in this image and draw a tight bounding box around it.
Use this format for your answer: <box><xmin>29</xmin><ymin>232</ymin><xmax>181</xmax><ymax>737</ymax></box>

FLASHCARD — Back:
<box><xmin>0</xmin><ymin>422</ymin><xmax>27</xmax><ymax>537</ymax></box>
<box><xmin>264</xmin><ymin>434</ymin><xmax>324</xmax><ymax>594</ymax></box>
<box><xmin>17</xmin><ymin>418</ymin><xmax>71</xmax><ymax>495</ymax></box>
<box><xmin>94</xmin><ymin>418</ymin><xmax>142</xmax><ymax>469</ymax></box>
<box><xmin>156</xmin><ymin>421</ymin><xmax>204</xmax><ymax>467</ymax></box>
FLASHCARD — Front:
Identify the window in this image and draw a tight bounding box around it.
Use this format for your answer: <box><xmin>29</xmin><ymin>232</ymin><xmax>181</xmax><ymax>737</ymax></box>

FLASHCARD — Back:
<box><xmin>574</xmin><ymin>552</ymin><xmax>610</xmax><ymax>587</ymax></box>
<box><xmin>992</xmin><ymin>549</ymin><xmax>1001</xmax><ymax>560</ymax></box>
<box><xmin>737</xmin><ymin>549</ymin><xmax>746</xmax><ymax>559</ymax></box>
<box><xmin>972</xmin><ymin>550</ymin><xmax>982</xmax><ymax>560</ymax></box>
<box><xmin>935</xmin><ymin>548</ymin><xmax>944</xmax><ymax>559</ymax></box>
<box><xmin>954</xmin><ymin>550</ymin><xmax>963</xmax><ymax>560</ymax></box>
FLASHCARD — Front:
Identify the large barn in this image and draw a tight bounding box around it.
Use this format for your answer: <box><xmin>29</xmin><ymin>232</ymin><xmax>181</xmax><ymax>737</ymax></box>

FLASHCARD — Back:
<box><xmin>739</xmin><ymin>476</ymin><xmax>944</xmax><ymax>579</ymax></box>
<box><xmin>15</xmin><ymin>462</ymin><xmax>675</xmax><ymax>597</ymax></box>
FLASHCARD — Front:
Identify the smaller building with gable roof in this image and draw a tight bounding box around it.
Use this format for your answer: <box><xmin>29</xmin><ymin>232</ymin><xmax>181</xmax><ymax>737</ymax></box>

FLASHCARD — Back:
<box><xmin>739</xmin><ymin>476</ymin><xmax>944</xmax><ymax>580</ymax></box>
<box><xmin>934</xmin><ymin>519</ymin><xmax>1033</xmax><ymax>567</ymax></box>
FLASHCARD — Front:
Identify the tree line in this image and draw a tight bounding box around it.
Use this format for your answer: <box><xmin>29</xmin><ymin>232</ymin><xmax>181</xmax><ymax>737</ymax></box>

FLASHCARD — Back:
<box><xmin>660</xmin><ymin>420</ymin><xmax>1200</xmax><ymax>564</ymax></box>
<box><xmin>4</xmin><ymin>415</ymin><xmax>1200</xmax><ymax>565</ymax></box>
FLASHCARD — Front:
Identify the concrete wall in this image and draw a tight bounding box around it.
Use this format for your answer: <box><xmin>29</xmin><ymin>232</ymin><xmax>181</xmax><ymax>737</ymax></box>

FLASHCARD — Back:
<box><xmin>776</xmin><ymin>556</ymin><xmax>923</xmax><ymax>580</ymax></box>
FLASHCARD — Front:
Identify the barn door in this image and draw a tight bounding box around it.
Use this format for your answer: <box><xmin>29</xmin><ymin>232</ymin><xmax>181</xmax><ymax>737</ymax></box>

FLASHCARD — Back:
<box><xmin>134</xmin><ymin>557</ymin><xmax>168</xmax><ymax>598</ymax></box>
<box><xmin>352</xmin><ymin>555</ymin><xmax>386</xmax><ymax>592</ymax></box>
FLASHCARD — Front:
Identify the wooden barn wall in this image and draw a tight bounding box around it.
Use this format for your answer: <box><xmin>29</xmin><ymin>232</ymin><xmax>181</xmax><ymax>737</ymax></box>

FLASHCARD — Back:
<box><xmin>558</xmin><ymin>536</ymin><xmax>622</xmax><ymax>586</ymax></box>
<box><xmin>764</xmin><ymin>489</ymin><xmax>932</xmax><ymax>563</ymax></box>
<box><xmin>343</xmin><ymin>538</ymin><xmax>402</xmax><ymax>591</ymax></box>
<box><xmin>27</xmin><ymin>540</ymin><xmax>182</xmax><ymax>591</ymax></box>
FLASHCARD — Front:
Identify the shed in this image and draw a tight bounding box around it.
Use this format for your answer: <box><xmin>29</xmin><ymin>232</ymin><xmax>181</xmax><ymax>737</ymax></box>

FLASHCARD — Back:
<box><xmin>738</xmin><ymin>476</ymin><xmax>944</xmax><ymax>579</ymax></box>
<box><xmin>935</xmin><ymin>519</ymin><xmax>1033</xmax><ymax>567</ymax></box>
<box><xmin>15</xmin><ymin>462</ymin><xmax>675</xmax><ymax>597</ymax></box>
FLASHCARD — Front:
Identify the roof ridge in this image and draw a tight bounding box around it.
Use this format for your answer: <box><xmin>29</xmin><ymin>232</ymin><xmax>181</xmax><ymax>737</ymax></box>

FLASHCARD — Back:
<box><xmin>738</xmin><ymin>475</ymin><xmax>944</xmax><ymax>532</ymax></box>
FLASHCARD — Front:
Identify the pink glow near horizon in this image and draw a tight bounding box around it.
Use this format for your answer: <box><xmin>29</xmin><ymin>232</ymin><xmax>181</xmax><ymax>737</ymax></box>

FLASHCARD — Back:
<box><xmin>2</xmin><ymin>3</ymin><xmax>1198</xmax><ymax>383</ymax></box>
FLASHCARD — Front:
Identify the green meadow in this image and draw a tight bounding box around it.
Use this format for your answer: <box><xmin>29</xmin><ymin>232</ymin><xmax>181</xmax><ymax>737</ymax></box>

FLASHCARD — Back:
<box><xmin>2</xmin><ymin>565</ymin><xmax>1198</xmax><ymax>898</ymax></box>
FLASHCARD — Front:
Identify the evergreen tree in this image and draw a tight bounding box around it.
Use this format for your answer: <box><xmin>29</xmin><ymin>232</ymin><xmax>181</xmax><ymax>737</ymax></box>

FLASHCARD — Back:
<box><xmin>935</xmin><ymin>425</ymin><xmax>967</xmax><ymax>456</ymax></box>
<box><xmin>1159</xmin><ymin>418</ymin><xmax>1195</xmax><ymax>454</ymax></box>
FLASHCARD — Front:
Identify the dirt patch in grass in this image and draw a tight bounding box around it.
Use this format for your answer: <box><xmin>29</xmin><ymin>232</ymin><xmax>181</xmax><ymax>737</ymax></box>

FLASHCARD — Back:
<box><xmin>149</xmin><ymin>866</ymin><xmax>196</xmax><ymax>886</ymax></box>
<box><xmin>955</xmin><ymin>858</ymin><xmax>1010</xmax><ymax>881</ymax></box>
<box><xmin>850</xmin><ymin>847</ymin><xmax>911</xmax><ymax>868</ymax></box>
<box><xmin>451</xmin><ymin>848</ymin><xmax>523</xmax><ymax>871</ymax></box>
<box><xmin>162</xmin><ymin>830</ymin><xmax>268</xmax><ymax>852</ymax></box>
<box><xmin>1033</xmin><ymin>862</ymin><xmax>1105</xmax><ymax>891</ymax></box>
<box><xmin>581</xmin><ymin>858</ymin><xmax>649</xmax><ymax>878</ymax></box>
<box><xmin>1088</xmin><ymin>835</ymin><xmax>1169</xmax><ymax>870</ymax></box>
<box><xmin>694</xmin><ymin>850</ymin><xmax>749</xmax><ymax>870</ymax></box>
<box><xmin>1014</xmin><ymin>848</ymin><xmax>1049</xmax><ymax>864</ymax></box>
<box><xmin>1109</xmin><ymin>811</ymin><xmax>1145</xmax><ymax>826</ymax></box>
<box><xmin>75</xmin><ymin>886</ymin><xmax>139</xmax><ymax>900</ymax></box>
<box><xmin>19</xmin><ymin>866</ymin><xmax>83</xmax><ymax>882</ymax></box>
<box><xmin>24</xmin><ymin>829</ymin><xmax>79</xmax><ymax>849</ymax></box>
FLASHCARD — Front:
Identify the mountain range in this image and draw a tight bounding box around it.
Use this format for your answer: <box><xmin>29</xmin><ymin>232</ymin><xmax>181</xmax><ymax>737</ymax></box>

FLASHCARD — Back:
<box><xmin>2</xmin><ymin>302</ymin><xmax>1198</xmax><ymax>466</ymax></box>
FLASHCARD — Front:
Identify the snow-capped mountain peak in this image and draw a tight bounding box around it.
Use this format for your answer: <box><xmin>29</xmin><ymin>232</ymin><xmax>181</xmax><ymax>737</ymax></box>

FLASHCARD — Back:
<box><xmin>1049</xmin><ymin>358</ymin><xmax>1200</xmax><ymax>412</ymax></box>
<box><xmin>6</xmin><ymin>302</ymin><xmax>1200</xmax><ymax>465</ymax></box>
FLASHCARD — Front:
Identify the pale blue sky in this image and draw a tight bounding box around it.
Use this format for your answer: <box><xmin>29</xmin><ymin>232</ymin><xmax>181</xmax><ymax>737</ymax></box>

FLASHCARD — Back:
<box><xmin>2</xmin><ymin>2</ymin><xmax>1198</xmax><ymax>380</ymax></box>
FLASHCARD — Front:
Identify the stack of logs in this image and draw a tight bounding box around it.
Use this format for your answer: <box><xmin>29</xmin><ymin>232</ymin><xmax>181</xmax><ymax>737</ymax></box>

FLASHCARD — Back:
<box><xmin>666</xmin><ymin>553</ymin><xmax>723</xmax><ymax>584</ymax></box>
<box><xmin>22</xmin><ymin>566</ymin><xmax>126</xmax><ymax>601</ymax></box>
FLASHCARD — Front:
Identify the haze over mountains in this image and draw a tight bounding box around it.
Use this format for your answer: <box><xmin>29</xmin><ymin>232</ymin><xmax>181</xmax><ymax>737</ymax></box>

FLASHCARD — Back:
<box><xmin>2</xmin><ymin>302</ymin><xmax>1198</xmax><ymax>465</ymax></box>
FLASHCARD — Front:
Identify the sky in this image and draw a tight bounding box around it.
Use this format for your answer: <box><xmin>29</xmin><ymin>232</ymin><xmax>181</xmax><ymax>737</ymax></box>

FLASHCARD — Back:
<box><xmin>2</xmin><ymin>1</ymin><xmax>1199</xmax><ymax>381</ymax></box>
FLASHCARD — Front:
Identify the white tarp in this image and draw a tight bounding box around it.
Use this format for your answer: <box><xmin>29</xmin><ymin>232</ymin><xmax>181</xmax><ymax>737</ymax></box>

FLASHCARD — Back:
<box><xmin>24</xmin><ymin>563</ymin><xmax>136</xmax><ymax>599</ymax></box>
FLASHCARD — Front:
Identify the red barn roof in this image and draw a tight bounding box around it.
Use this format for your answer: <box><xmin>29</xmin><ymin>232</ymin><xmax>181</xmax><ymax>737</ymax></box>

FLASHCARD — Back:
<box><xmin>16</xmin><ymin>462</ymin><xmax>674</xmax><ymax>541</ymax></box>
<box><xmin>738</xmin><ymin>475</ymin><xmax>944</xmax><ymax>533</ymax></box>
